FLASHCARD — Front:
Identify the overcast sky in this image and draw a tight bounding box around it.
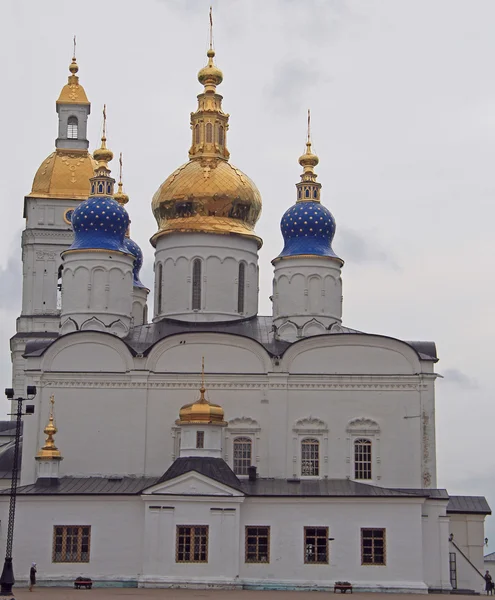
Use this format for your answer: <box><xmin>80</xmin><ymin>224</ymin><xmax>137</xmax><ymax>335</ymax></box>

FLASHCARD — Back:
<box><xmin>1</xmin><ymin>0</ymin><xmax>494</xmax><ymax>548</ymax></box>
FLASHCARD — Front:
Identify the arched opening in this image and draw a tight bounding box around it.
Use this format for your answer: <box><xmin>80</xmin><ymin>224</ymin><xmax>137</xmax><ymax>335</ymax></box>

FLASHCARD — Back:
<box><xmin>354</xmin><ymin>438</ymin><xmax>372</xmax><ymax>480</ymax></box>
<box><xmin>301</xmin><ymin>438</ymin><xmax>319</xmax><ymax>476</ymax></box>
<box><xmin>206</xmin><ymin>122</ymin><xmax>213</xmax><ymax>143</ymax></box>
<box><xmin>156</xmin><ymin>263</ymin><xmax>163</xmax><ymax>315</ymax></box>
<box><xmin>195</xmin><ymin>124</ymin><xmax>200</xmax><ymax>144</ymax></box>
<box><xmin>218</xmin><ymin>125</ymin><xmax>224</xmax><ymax>145</ymax></box>
<box><xmin>67</xmin><ymin>116</ymin><xmax>78</xmax><ymax>139</ymax></box>
<box><xmin>237</xmin><ymin>262</ymin><xmax>245</xmax><ymax>314</ymax></box>
<box><xmin>233</xmin><ymin>437</ymin><xmax>252</xmax><ymax>475</ymax></box>
<box><xmin>192</xmin><ymin>259</ymin><xmax>202</xmax><ymax>310</ymax></box>
<box><xmin>57</xmin><ymin>265</ymin><xmax>63</xmax><ymax>311</ymax></box>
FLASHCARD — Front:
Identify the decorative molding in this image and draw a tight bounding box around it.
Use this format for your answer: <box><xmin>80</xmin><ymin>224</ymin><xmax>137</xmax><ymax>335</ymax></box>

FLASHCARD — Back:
<box><xmin>346</xmin><ymin>417</ymin><xmax>381</xmax><ymax>434</ymax></box>
<box><xmin>293</xmin><ymin>416</ymin><xmax>328</xmax><ymax>433</ymax></box>
<box><xmin>227</xmin><ymin>416</ymin><xmax>260</xmax><ymax>431</ymax></box>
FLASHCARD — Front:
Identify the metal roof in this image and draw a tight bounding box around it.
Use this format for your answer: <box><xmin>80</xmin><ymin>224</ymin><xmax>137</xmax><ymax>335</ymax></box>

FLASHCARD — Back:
<box><xmin>24</xmin><ymin>316</ymin><xmax>437</xmax><ymax>361</ymax></box>
<box><xmin>2</xmin><ymin>476</ymin><xmax>159</xmax><ymax>496</ymax></box>
<box><xmin>447</xmin><ymin>495</ymin><xmax>491</xmax><ymax>515</ymax></box>
<box><xmin>156</xmin><ymin>457</ymin><xmax>244</xmax><ymax>492</ymax></box>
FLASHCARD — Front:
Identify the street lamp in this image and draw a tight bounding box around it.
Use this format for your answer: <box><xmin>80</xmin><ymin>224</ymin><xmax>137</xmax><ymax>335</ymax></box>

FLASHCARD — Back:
<box><xmin>0</xmin><ymin>386</ymin><xmax>36</xmax><ymax>597</ymax></box>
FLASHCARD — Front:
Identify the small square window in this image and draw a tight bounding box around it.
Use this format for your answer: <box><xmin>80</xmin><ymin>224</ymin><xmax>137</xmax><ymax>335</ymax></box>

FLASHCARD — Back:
<box><xmin>176</xmin><ymin>525</ymin><xmax>208</xmax><ymax>563</ymax></box>
<box><xmin>245</xmin><ymin>526</ymin><xmax>270</xmax><ymax>563</ymax></box>
<box><xmin>52</xmin><ymin>526</ymin><xmax>91</xmax><ymax>563</ymax></box>
<box><xmin>361</xmin><ymin>528</ymin><xmax>386</xmax><ymax>565</ymax></box>
<box><xmin>304</xmin><ymin>526</ymin><xmax>328</xmax><ymax>564</ymax></box>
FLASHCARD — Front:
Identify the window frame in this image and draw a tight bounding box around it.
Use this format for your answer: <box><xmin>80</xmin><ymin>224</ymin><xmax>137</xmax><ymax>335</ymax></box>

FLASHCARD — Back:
<box><xmin>52</xmin><ymin>525</ymin><xmax>91</xmax><ymax>563</ymax></box>
<box><xmin>245</xmin><ymin>526</ymin><xmax>270</xmax><ymax>564</ymax></box>
<box><xmin>237</xmin><ymin>262</ymin><xmax>246</xmax><ymax>314</ymax></box>
<box><xmin>67</xmin><ymin>116</ymin><xmax>78</xmax><ymax>139</ymax></box>
<box><xmin>196</xmin><ymin>430</ymin><xmax>204</xmax><ymax>449</ymax></box>
<box><xmin>304</xmin><ymin>526</ymin><xmax>329</xmax><ymax>565</ymax></box>
<box><xmin>300</xmin><ymin>437</ymin><xmax>320</xmax><ymax>477</ymax></box>
<box><xmin>205</xmin><ymin>122</ymin><xmax>213</xmax><ymax>143</ymax></box>
<box><xmin>354</xmin><ymin>438</ymin><xmax>372</xmax><ymax>480</ymax></box>
<box><xmin>175</xmin><ymin>525</ymin><xmax>209</xmax><ymax>563</ymax></box>
<box><xmin>361</xmin><ymin>528</ymin><xmax>386</xmax><ymax>566</ymax></box>
<box><xmin>156</xmin><ymin>263</ymin><xmax>163</xmax><ymax>315</ymax></box>
<box><xmin>233</xmin><ymin>436</ymin><xmax>252</xmax><ymax>476</ymax></box>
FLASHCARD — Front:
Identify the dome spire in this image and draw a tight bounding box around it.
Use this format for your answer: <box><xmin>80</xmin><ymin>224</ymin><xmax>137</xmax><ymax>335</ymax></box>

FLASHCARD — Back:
<box><xmin>93</xmin><ymin>104</ymin><xmax>114</xmax><ymax>170</ymax></box>
<box><xmin>114</xmin><ymin>152</ymin><xmax>130</xmax><ymax>206</ymax></box>
<box><xmin>36</xmin><ymin>396</ymin><xmax>62</xmax><ymax>459</ymax></box>
<box><xmin>57</xmin><ymin>36</ymin><xmax>89</xmax><ymax>105</ymax></box>
<box><xmin>296</xmin><ymin>109</ymin><xmax>321</xmax><ymax>202</ymax></box>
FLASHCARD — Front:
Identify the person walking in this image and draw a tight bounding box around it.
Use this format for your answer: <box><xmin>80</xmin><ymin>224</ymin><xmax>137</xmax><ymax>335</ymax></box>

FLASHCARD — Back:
<box><xmin>484</xmin><ymin>570</ymin><xmax>493</xmax><ymax>595</ymax></box>
<box><xmin>29</xmin><ymin>562</ymin><xmax>36</xmax><ymax>592</ymax></box>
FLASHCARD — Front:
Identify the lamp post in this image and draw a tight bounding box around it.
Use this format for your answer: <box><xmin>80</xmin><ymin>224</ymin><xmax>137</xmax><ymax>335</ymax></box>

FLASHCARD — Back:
<box><xmin>0</xmin><ymin>386</ymin><xmax>36</xmax><ymax>597</ymax></box>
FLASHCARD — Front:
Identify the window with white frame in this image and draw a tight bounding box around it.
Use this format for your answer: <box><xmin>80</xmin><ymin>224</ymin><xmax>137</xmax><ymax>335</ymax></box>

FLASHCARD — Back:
<box><xmin>346</xmin><ymin>418</ymin><xmax>380</xmax><ymax>481</ymax></box>
<box><xmin>67</xmin><ymin>116</ymin><xmax>78</xmax><ymax>139</ymax></box>
<box><xmin>301</xmin><ymin>438</ymin><xmax>319</xmax><ymax>477</ymax></box>
<box><xmin>233</xmin><ymin>437</ymin><xmax>252</xmax><ymax>475</ymax></box>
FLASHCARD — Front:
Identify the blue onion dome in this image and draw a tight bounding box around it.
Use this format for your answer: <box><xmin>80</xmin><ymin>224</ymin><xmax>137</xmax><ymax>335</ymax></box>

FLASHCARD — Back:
<box><xmin>68</xmin><ymin>134</ymin><xmax>131</xmax><ymax>253</ymax></box>
<box><xmin>123</xmin><ymin>237</ymin><xmax>146</xmax><ymax>288</ymax></box>
<box><xmin>277</xmin><ymin>131</ymin><xmax>340</xmax><ymax>259</ymax></box>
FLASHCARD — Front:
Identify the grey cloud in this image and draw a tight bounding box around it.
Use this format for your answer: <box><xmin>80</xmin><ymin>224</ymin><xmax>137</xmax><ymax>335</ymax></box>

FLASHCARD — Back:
<box><xmin>265</xmin><ymin>59</ymin><xmax>327</xmax><ymax>114</ymax></box>
<box><xmin>441</xmin><ymin>368</ymin><xmax>479</xmax><ymax>390</ymax></box>
<box><xmin>335</xmin><ymin>227</ymin><xmax>400</xmax><ymax>270</ymax></box>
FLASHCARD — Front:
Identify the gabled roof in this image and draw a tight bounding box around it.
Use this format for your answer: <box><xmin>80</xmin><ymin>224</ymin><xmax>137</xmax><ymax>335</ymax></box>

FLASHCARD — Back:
<box><xmin>155</xmin><ymin>457</ymin><xmax>244</xmax><ymax>492</ymax></box>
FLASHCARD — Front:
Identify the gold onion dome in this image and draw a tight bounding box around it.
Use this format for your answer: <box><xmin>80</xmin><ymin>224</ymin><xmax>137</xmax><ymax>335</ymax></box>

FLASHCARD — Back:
<box><xmin>151</xmin><ymin>37</ymin><xmax>262</xmax><ymax>247</ymax></box>
<box><xmin>93</xmin><ymin>136</ymin><xmax>113</xmax><ymax>166</ymax></box>
<box><xmin>36</xmin><ymin>396</ymin><xmax>62</xmax><ymax>460</ymax></box>
<box><xmin>114</xmin><ymin>153</ymin><xmax>129</xmax><ymax>205</ymax></box>
<box><xmin>176</xmin><ymin>360</ymin><xmax>227</xmax><ymax>426</ymax></box>
<box><xmin>299</xmin><ymin>141</ymin><xmax>319</xmax><ymax>170</ymax></box>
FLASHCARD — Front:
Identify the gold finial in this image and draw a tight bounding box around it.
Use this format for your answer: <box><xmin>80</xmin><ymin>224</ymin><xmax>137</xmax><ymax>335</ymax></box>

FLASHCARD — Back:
<box><xmin>114</xmin><ymin>152</ymin><xmax>130</xmax><ymax>205</ymax></box>
<box><xmin>36</xmin><ymin>396</ymin><xmax>62</xmax><ymax>459</ymax></box>
<box><xmin>198</xmin><ymin>6</ymin><xmax>223</xmax><ymax>89</ymax></box>
<box><xmin>93</xmin><ymin>105</ymin><xmax>114</xmax><ymax>166</ymax></box>
<box><xmin>68</xmin><ymin>35</ymin><xmax>79</xmax><ymax>76</ymax></box>
<box><xmin>299</xmin><ymin>108</ymin><xmax>319</xmax><ymax>172</ymax></box>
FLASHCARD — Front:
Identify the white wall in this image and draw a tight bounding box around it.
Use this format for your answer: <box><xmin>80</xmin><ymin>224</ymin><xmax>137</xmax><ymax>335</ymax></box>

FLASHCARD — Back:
<box><xmin>450</xmin><ymin>513</ymin><xmax>487</xmax><ymax>593</ymax></box>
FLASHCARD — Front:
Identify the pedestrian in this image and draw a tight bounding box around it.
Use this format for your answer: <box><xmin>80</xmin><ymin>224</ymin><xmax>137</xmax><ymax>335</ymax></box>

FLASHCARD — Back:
<box><xmin>484</xmin><ymin>570</ymin><xmax>493</xmax><ymax>595</ymax></box>
<box><xmin>29</xmin><ymin>562</ymin><xmax>36</xmax><ymax>592</ymax></box>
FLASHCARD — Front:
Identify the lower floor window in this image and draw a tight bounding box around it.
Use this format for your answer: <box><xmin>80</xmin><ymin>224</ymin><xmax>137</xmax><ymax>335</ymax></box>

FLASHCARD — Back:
<box><xmin>304</xmin><ymin>526</ymin><xmax>329</xmax><ymax>564</ymax></box>
<box><xmin>245</xmin><ymin>526</ymin><xmax>270</xmax><ymax>563</ymax></box>
<box><xmin>53</xmin><ymin>526</ymin><xmax>91</xmax><ymax>563</ymax></box>
<box><xmin>361</xmin><ymin>528</ymin><xmax>386</xmax><ymax>565</ymax></box>
<box><xmin>176</xmin><ymin>525</ymin><xmax>208</xmax><ymax>563</ymax></box>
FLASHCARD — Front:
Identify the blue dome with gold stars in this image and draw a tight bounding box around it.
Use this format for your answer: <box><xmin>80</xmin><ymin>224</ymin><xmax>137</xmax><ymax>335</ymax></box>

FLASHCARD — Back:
<box><xmin>69</xmin><ymin>197</ymin><xmax>130</xmax><ymax>253</ymax></box>
<box><xmin>123</xmin><ymin>237</ymin><xmax>146</xmax><ymax>288</ymax></box>
<box><xmin>278</xmin><ymin>201</ymin><xmax>338</xmax><ymax>258</ymax></box>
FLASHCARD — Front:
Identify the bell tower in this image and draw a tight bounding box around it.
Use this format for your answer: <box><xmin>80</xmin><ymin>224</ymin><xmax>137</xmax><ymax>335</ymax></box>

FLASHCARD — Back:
<box><xmin>11</xmin><ymin>47</ymin><xmax>94</xmax><ymax>397</ymax></box>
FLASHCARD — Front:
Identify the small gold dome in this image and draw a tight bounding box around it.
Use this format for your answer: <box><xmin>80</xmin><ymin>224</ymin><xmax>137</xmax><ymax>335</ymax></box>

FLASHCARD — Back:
<box><xmin>29</xmin><ymin>150</ymin><xmax>97</xmax><ymax>199</ymax></box>
<box><xmin>151</xmin><ymin>159</ymin><xmax>262</xmax><ymax>246</ymax></box>
<box><xmin>36</xmin><ymin>396</ymin><xmax>62</xmax><ymax>460</ymax></box>
<box><xmin>93</xmin><ymin>136</ymin><xmax>114</xmax><ymax>165</ymax></box>
<box><xmin>177</xmin><ymin>396</ymin><xmax>227</xmax><ymax>425</ymax></box>
<box><xmin>198</xmin><ymin>49</ymin><xmax>223</xmax><ymax>87</ymax></box>
<box><xmin>299</xmin><ymin>142</ymin><xmax>319</xmax><ymax>169</ymax></box>
<box><xmin>114</xmin><ymin>181</ymin><xmax>129</xmax><ymax>205</ymax></box>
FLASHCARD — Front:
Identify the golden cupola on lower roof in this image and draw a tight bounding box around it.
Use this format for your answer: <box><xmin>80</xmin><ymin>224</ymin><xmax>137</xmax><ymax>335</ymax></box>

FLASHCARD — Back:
<box><xmin>151</xmin><ymin>34</ymin><xmax>262</xmax><ymax>247</ymax></box>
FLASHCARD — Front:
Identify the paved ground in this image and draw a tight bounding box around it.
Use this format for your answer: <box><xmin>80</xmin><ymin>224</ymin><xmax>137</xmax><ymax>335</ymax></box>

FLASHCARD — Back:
<box><xmin>10</xmin><ymin>588</ymin><xmax>483</xmax><ymax>600</ymax></box>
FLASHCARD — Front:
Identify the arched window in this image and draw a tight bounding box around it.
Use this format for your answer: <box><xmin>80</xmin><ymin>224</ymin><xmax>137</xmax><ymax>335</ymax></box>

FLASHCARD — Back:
<box><xmin>195</xmin><ymin>124</ymin><xmax>200</xmax><ymax>144</ymax></box>
<box><xmin>218</xmin><ymin>125</ymin><xmax>224</xmax><ymax>145</ymax></box>
<box><xmin>233</xmin><ymin>437</ymin><xmax>252</xmax><ymax>475</ymax></box>
<box><xmin>301</xmin><ymin>438</ymin><xmax>319</xmax><ymax>476</ymax></box>
<box><xmin>305</xmin><ymin>188</ymin><xmax>310</xmax><ymax>198</ymax></box>
<box><xmin>354</xmin><ymin>439</ymin><xmax>372</xmax><ymax>480</ymax></box>
<box><xmin>57</xmin><ymin>265</ymin><xmax>63</xmax><ymax>311</ymax></box>
<box><xmin>192</xmin><ymin>259</ymin><xmax>202</xmax><ymax>310</ymax></box>
<box><xmin>206</xmin><ymin>122</ymin><xmax>213</xmax><ymax>143</ymax></box>
<box><xmin>156</xmin><ymin>263</ymin><xmax>163</xmax><ymax>315</ymax></box>
<box><xmin>67</xmin><ymin>116</ymin><xmax>78</xmax><ymax>139</ymax></box>
<box><xmin>237</xmin><ymin>262</ymin><xmax>245</xmax><ymax>313</ymax></box>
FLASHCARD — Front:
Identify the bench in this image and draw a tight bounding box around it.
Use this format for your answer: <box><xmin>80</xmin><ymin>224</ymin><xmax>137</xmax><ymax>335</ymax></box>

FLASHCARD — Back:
<box><xmin>334</xmin><ymin>582</ymin><xmax>352</xmax><ymax>593</ymax></box>
<box><xmin>74</xmin><ymin>579</ymin><xmax>93</xmax><ymax>590</ymax></box>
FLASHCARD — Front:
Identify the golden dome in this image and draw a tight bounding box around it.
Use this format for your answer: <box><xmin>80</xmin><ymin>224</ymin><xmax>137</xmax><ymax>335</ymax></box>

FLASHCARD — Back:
<box><xmin>299</xmin><ymin>141</ymin><xmax>319</xmax><ymax>169</ymax></box>
<box><xmin>151</xmin><ymin>159</ymin><xmax>262</xmax><ymax>245</ymax></box>
<box><xmin>36</xmin><ymin>396</ymin><xmax>62</xmax><ymax>460</ymax></box>
<box><xmin>176</xmin><ymin>358</ymin><xmax>227</xmax><ymax>426</ymax></box>
<box><xmin>29</xmin><ymin>149</ymin><xmax>97</xmax><ymax>199</ymax></box>
<box><xmin>198</xmin><ymin>49</ymin><xmax>223</xmax><ymax>88</ymax></box>
<box><xmin>114</xmin><ymin>152</ymin><xmax>129</xmax><ymax>205</ymax></box>
<box><xmin>151</xmin><ymin>31</ymin><xmax>262</xmax><ymax>247</ymax></box>
<box><xmin>93</xmin><ymin>136</ymin><xmax>113</xmax><ymax>165</ymax></box>
<box><xmin>57</xmin><ymin>57</ymin><xmax>89</xmax><ymax>105</ymax></box>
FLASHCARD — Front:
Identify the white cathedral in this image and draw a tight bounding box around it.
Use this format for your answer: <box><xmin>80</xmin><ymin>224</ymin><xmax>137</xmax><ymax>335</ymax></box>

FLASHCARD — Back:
<box><xmin>0</xmin><ymin>36</ymin><xmax>490</xmax><ymax>593</ymax></box>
